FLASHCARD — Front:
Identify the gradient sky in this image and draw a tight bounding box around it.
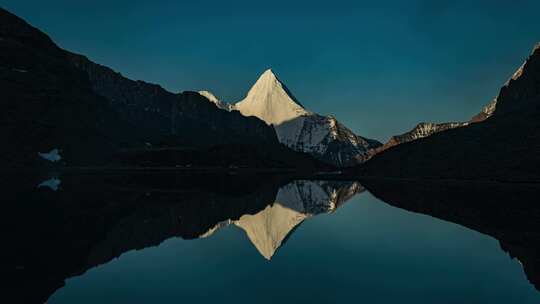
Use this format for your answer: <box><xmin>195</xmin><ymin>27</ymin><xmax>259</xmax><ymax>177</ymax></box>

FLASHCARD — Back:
<box><xmin>2</xmin><ymin>0</ymin><xmax>539</xmax><ymax>141</ymax></box>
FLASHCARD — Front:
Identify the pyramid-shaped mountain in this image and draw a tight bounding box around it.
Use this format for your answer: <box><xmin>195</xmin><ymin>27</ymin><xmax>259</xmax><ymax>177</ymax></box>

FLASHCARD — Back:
<box><xmin>200</xmin><ymin>69</ymin><xmax>381</xmax><ymax>166</ymax></box>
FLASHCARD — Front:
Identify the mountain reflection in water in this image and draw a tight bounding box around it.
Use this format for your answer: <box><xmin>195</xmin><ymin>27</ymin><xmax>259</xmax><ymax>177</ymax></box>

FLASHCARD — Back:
<box><xmin>8</xmin><ymin>172</ymin><xmax>540</xmax><ymax>303</ymax></box>
<box><xmin>89</xmin><ymin>179</ymin><xmax>363</xmax><ymax>262</ymax></box>
<box><xmin>9</xmin><ymin>173</ymin><xmax>362</xmax><ymax>303</ymax></box>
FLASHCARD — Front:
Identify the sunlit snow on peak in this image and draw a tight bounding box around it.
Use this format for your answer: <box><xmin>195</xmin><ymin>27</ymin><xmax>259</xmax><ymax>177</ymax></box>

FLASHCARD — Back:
<box><xmin>235</xmin><ymin>69</ymin><xmax>309</xmax><ymax>125</ymax></box>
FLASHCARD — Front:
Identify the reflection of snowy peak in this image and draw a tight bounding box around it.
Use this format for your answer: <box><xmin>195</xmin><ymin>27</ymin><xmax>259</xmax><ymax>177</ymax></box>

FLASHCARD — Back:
<box><xmin>199</xmin><ymin>69</ymin><xmax>381</xmax><ymax>166</ymax></box>
<box><xmin>233</xmin><ymin>180</ymin><xmax>364</xmax><ymax>259</ymax></box>
<box><xmin>235</xmin><ymin>69</ymin><xmax>309</xmax><ymax>125</ymax></box>
<box><xmin>234</xmin><ymin>204</ymin><xmax>307</xmax><ymax>260</ymax></box>
<box><xmin>275</xmin><ymin>180</ymin><xmax>364</xmax><ymax>214</ymax></box>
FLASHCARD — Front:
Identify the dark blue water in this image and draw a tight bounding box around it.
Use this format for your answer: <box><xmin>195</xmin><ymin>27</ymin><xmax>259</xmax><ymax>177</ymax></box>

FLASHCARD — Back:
<box><xmin>47</xmin><ymin>189</ymin><xmax>539</xmax><ymax>303</ymax></box>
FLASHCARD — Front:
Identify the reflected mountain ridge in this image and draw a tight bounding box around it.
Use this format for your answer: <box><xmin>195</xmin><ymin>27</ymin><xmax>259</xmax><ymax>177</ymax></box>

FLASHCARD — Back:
<box><xmin>89</xmin><ymin>179</ymin><xmax>364</xmax><ymax>262</ymax></box>
<box><xmin>9</xmin><ymin>173</ymin><xmax>362</xmax><ymax>303</ymax></box>
<box><xmin>361</xmin><ymin>179</ymin><xmax>540</xmax><ymax>291</ymax></box>
<box><xmin>234</xmin><ymin>180</ymin><xmax>364</xmax><ymax>259</ymax></box>
<box><xmin>9</xmin><ymin>173</ymin><xmax>540</xmax><ymax>303</ymax></box>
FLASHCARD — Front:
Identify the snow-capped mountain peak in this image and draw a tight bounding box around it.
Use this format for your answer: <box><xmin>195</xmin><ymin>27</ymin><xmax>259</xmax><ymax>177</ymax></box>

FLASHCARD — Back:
<box><xmin>235</xmin><ymin>69</ymin><xmax>309</xmax><ymax>125</ymax></box>
<box><xmin>198</xmin><ymin>69</ymin><xmax>381</xmax><ymax>166</ymax></box>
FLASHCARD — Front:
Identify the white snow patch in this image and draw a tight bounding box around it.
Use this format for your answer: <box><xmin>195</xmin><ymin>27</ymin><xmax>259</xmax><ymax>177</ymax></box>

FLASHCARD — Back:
<box><xmin>199</xmin><ymin>90</ymin><xmax>234</xmax><ymax>111</ymax></box>
<box><xmin>37</xmin><ymin>178</ymin><xmax>61</xmax><ymax>191</ymax></box>
<box><xmin>38</xmin><ymin>148</ymin><xmax>61</xmax><ymax>162</ymax></box>
<box><xmin>12</xmin><ymin>68</ymin><xmax>28</xmax><ymax>73</ymax></box>
<box><xmin>199</xmin><ymin>90</ymin><xmax>220</xmax><ymax>104</ymax></box>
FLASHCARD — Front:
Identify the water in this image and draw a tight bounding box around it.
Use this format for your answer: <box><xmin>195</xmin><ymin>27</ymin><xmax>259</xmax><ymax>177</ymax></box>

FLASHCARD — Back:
<box><xmin>10</xmin><ymin>173</ymin><xmax>540</xmax><ymax>303</ymax></box>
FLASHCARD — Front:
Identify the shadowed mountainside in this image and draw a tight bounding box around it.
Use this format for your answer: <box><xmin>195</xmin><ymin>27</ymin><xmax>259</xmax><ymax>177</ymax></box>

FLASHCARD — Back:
<box><xmin>66</xmin><ymin>53</ymin><xmax>277</xmax><ymax>147</ymax></box>
<box><xmin>354</xmin><ymin>43</ymin><xmax>540</xmax><ymax>181</ymax></box>
<box><xmin>0</xmin><ymin>8</ymin><xmax>321</xmax><ymax>170</ymax></box>
<box><xmin>1</xmin><ymin>8</ymin><xmax>135</xmax><ymax>166</ymax></box>
<box><xmin>365</xmin><ymin>121</ymin><xmax>469</xmax><ymax>159</ymax></box>
<box><xmin>199</xmin><ymin>69</ymin><xmax>382</xmax><ymax>167</ymax></box>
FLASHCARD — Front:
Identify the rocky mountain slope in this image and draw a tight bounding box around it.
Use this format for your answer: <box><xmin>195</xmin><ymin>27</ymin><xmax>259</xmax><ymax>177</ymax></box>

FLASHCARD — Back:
<box><xmin>367</xmin><ymin>70</ymin><xmax>512</xmax><ymax>159</ymax></box>
<box><xmin>0</xmin><ymin>8</ymin><xmax>320</xmax><ymax>169</ymax></box>
<box><xmin>367</xmin><ymin>121</ymin><xmax>469</xmax><ymax>158</ymax></box>
<box><xmin>200</xmin><ymin>69</ymin><xmax>381</xmax><ymax>166</ymax></box>
<box><xmin>353</xmin><ymin>42</ymin><xmax>540</xmax><ymax>181</ymax></box>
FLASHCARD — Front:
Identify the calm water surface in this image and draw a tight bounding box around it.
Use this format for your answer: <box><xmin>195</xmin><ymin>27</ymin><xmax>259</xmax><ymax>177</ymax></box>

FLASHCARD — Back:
<box><xmin>37</xmin><ymin>176</ymin><xmax>539</xmax><ymax>304</ymax></box>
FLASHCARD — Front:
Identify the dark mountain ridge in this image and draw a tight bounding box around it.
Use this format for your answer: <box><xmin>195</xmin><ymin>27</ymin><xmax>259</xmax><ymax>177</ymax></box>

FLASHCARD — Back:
<box><xmin>1</xmin><ymin>8</ymin><xmax>133</xmax><ymax>166</ymax></box>
<box><xmin>1</xmin><ymin>8</ymin><xmax>322</xmax><ymax>170</ymax></box>
<box><xmin>365</xmin><ymin>121</ymin><xmax>469</xmax><ymax>160</ymax></box>
<box><xmin>66</xmin><ymin>52</ymin><xmax>277</xmax><ymax>147</ymax></box>
<box><xmin>354</xmin><ymin>43</ymin><xmax>540</xmax><ymax>181</ymax></box>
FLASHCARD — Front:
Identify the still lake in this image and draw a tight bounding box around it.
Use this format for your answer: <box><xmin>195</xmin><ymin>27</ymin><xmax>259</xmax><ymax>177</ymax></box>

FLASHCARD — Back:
<box><xmin>27</xmin><ymin>175</ymin><xmax>538</xmax><ymax>304</ymax></box>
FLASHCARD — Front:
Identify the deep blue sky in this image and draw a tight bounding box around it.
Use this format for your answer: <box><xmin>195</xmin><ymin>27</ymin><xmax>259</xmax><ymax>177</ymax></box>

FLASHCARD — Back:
<box><xmin>2</xmin><ymin>1</ymin><xmax>539</xmax><ymax>141</ymax></box>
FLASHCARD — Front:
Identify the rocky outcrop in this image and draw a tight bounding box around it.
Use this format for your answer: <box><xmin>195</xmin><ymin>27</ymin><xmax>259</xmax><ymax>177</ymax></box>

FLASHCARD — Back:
<box><xmin>354</xmin><ymin>42</ymin><xmax>540</xmax><ymax>181</ymax></box>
